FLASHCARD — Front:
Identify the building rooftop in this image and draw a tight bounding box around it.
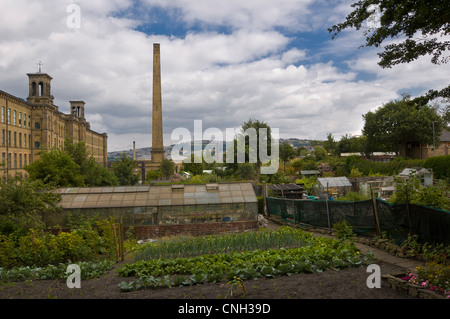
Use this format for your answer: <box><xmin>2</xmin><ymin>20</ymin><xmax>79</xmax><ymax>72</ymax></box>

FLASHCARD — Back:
<box><xmin>318</xmin><ymin>177</ymin><xmax>352</xmax><ymax>188</ymax></box>
<box><xmin>440</xmin><ymin>130</ymin><xmax>450</xmax><ymax>142</ymax></box>
<box><xmin>55</xmin><ymin>182</ymin><xmax>257</xmax><ymax>209</ymax></box>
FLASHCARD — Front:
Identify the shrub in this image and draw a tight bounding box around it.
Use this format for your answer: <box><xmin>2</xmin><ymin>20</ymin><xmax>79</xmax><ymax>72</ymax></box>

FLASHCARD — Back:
<box><xmin>423</xmin><ymin>155</ymin><xmax>450</xmax><ymax>181</ymax></box>
<box><xmin>270</xmin><ymin>171</ymin><xmax>290</xmax><ymax>184</ymax></box>
<box><xmin>333</xmin><ymin>220</ymin><xmax>355</xmax><ymax>241</ymax></box>
<box><xmin>0</xmin><ymin>218</ymin><xmax>118</xmax><ymax>268</ymax></box>
<box><xmin>0</xmin><ymin>177</ymin><xmax>61</xmax><ymax>235</ymax></box>
<box><xmin>335</xmin><ymin>191</ymin><xmax>370</xmax><ymax>202</ymax></box>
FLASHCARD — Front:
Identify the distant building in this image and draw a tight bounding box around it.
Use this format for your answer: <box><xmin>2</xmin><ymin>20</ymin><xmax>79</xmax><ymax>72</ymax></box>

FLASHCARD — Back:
<box><xmin>398</xmin><ymin>167</ymin><xmax>434</xmax><ymax>187</ymax></box>
<box><xmin>300</xmin><ymin>170</ymin><xmax>320</xmax><ymax>178</ymax></box>
<box><xmin>340</xmin><ymin>152</ymin><xmax>396</xmax><ymax>162</ymax></box>
<box><xmin>0</xmin><ymin>70</ymin><xmax>107</xmax><ymax>178</ymax></box>
<box><xmin>403</xmin><ymin>130</ymin><xmax>450</xmax><ymax>159</ymax></box>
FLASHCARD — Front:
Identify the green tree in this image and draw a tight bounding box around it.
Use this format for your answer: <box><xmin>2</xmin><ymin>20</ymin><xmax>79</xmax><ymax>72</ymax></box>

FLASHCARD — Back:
<box><xmin>279</xmin><ymin>142</ymin><xmax>296</xmax><ymax>173</ymax></box>
<box><xmin>181</xmin><ymin>154</ymin><xmax>204</xmax><ymax>176</ymax></box>
<box><xmin>269</xmin><ymin>171</ymin><xmax>290</xmax><ymax>184</ymax></box>
<box><xmin>302</xmin><ymin>158</ymin><xmax>318</xmax><ymax>171</ymax></box>
<box><xmin>362</xmin><ymin>97</ymin><xmax>444</xmax><ymax>155</ymax></box>
<box><xmin>111</xmin><ymin>153</ymin><xmax>139</xmax><ymax>185</ymax></box>
<box><xmin>146</xmin><ymin>169</ymin><xmax>163</xmax><ymax>183</ymax></box>
<box><xmin>329</xmin><ymin>0</ymin><xmax>450</xmax><ymax>102</ymax></box>
<box><xmin>313</xmin><ymin>146</ymin><xmax>327</xmax><ymax>161</ymax></box>
<box><xmin>237</xmin><ymin>163</ymin><xmax>256</xmax><ymax>180</ymax></box>
<box><xmin>160</xmin><ymin>158</ymin><xmax>175</xmax><ymax>179</ymax></box>
<box><xmin>63</xmin><ymin>138</ymin><xmax>113</xmax><ymax>186</ymax></box>
<box><xmin>26</xmin><ymin>138</ymin><xmax>118</xmax><ymax>187</ymax></box>
<box><xmin>0</xmin><ymin>177</ymin><xmax>61</xmax><ymax>234</ymax></box>
<box><xmin>240</xmin><ymin>118</ymin><xmax>272</xmax><ymax>169</ymax></box>
<box><xmin>25</xmin><ymin>149</ymin><xmax>85</xmax><ymax>187</ymax></box>
<box><xmin>291</xmin><ymin>158</ymin><xmax>303</xmax><ymax>174</ymax></box>
<box><xmin>296</xmin><ymin>146</ymin><xmax>307</xmax><ymax>156</ymax></box>
<box><xmin>323</xmin><ymin>133</ymin><xmax>337</xmax><ymax>156</ymax></box>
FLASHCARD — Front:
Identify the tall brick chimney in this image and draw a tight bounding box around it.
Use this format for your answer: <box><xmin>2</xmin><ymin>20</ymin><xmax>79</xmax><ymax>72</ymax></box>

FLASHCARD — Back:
<box><xmin>151</xmin><ymin>43</ymin><xmax>164</xmax><ymax>164</ymax></box>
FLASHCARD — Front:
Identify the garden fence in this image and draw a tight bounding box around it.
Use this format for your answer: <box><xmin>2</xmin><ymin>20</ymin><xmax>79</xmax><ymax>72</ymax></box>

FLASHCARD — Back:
<box><xmin>266</xmin><ymin>197</ymin><xmax>450</xmax><ymax>245</ymax></box>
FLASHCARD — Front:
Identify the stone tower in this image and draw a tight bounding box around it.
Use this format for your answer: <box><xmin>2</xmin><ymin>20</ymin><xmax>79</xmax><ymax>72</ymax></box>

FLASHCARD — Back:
<box><xmin>151</xmin><ymin>43</ymin><xmax>164</xmax><ymax>164</ymax></box>
<box><xmin>27</xmin><ymin>72</ymin><xmax>55</xmax><ymax>107</ymax></box>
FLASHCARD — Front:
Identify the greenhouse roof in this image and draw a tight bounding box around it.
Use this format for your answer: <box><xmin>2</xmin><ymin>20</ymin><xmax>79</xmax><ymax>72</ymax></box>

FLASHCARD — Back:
<box><xmin>318</xmin><ymin>177</ymin><xmax>352</xmax><ymax>188</ymax></box>
<box><xmin>55</xmin><ymin>182</ymin><xmax>257</xmax><ymax>209</ymax></box>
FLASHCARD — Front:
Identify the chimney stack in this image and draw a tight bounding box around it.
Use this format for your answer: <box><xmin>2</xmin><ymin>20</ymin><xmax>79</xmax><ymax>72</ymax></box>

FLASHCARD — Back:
<box><xmin>151</xmin><ymin>43</ymin><xmax>164</xmax><ymax>164</ymax></box>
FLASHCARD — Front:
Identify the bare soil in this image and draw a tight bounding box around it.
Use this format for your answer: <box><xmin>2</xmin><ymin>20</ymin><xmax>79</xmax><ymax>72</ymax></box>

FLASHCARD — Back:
<box><xmin>0</xmin><ymin>220</ymin><xmax>421</xmax><ymax>310</ymax></box>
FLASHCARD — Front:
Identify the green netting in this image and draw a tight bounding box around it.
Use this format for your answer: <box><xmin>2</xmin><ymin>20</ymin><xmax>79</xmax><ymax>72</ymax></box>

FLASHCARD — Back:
<box><xmin>266</xmin><ymin>197</ymin><xmax>450</xmax><ymax>244</ymax></box>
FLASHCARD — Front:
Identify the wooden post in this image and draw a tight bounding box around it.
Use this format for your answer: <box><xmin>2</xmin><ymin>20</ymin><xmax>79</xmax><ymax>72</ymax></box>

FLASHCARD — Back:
<box><xmin>263</xmin><ymin>182</ymin><xmax>269</xmax><ymax>217</ymax></box>
<box><xmin>371</xmin><ymin>189</ymin><xmax>381</xmax><ymax>236</ymax></box>
<box><xmin>405</xmin><ymin>188</ymin><xmax>412</xmax><ymax>235</ymax></box>
<box><xmin>325</xmin><ymin>197</ymin><xmax>331</xmax><ymax>229</ymax></box>
<box><xmin>112</xmin><ymin>224</ymin><xmax>119</xmax><ymax>260</ymax></box>
<box><xmin>119</xmin><ymin>222</ymin><xmax>124</xmax><ymax>261</ymax></box>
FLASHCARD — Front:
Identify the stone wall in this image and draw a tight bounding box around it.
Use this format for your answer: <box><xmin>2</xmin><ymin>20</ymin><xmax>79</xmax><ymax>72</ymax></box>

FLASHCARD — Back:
<box><xmin>382</xmin><ymin>274</ymin><xmax>446</xmax><ymax>299</ymax></box>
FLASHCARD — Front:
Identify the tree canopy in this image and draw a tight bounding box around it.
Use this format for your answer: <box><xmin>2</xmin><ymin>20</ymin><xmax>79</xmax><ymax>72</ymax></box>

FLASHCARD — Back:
<box><xmin>279</xmin><ymin>142</ymin><xmax>296</xmax><ymax>172</ymax></box>
<box><xmin>362</xmin><ymin>97</ymin><xmax>444</xmax><ymax>155</ymax></box>
<box><xmin>111</xmin><ymin>152</ymin><xmax>139</xmax><ymax>186</ymax></box>
<box><xmin>160</xmin><ymin>158</ymin><xmax>175</xmax><ymax>179</ymax></box>
<box><xmin>0</xmin><ymin>177</ymin><xmax>62</xmax><ymax>234</ymax></box>
<box><xmin>26</xmin><ymin>138</ymin><xmax>119</xmax><ymax>187</ymax></box>
<box><xmin>240</xmin><ymin>118</ymin><xmax>272</xmax><ymax>168</ymax></box>
<box><xmin>329</xmin><ymin>0</ymin><xmax>450</xmax><ymax>101</ymax></box>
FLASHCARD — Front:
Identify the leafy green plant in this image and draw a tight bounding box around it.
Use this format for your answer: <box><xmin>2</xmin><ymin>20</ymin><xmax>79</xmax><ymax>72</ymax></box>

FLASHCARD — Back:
<box><xmin>0</xmin><ymin>260</ymin><xmax>114</xmax><ymax>282</ymax></box>
<box><xmin>133</xmin><ymin>226</ymin><xmax>315</xmax><ymax>261</ymax></box>
<box><xmin>190</xmin><ymin>272</ymin><xmax>207</xmax><ymax>285</ymax></box>
<box><xmin>0</xmin><ymin>218</ymin><xmax>118</xmax><ymax>268</ymax></box>
<box><xmin>226</xmin><ymin>276</ymin><xmax>246</xmax><ymax>298</ymax></box>
<box><xmin>0</xmin><ymin>177</ymin><xmax>61</xmax><ymax>235</ymax></box>
<box><xmin>173</xmin><ymin>275</ymin><xmax>190</xmax><ymax>287</ymax></box>
<box><xmin>390</xmin><ymin>176</ymin><xmax>449</xmax><ymax>210</ymax></box>
<box><xmin>295</xmin><ymin>176</ymin><xmax>317</xmax><ymax>195</ymax></box>
<box><xmin>400</xmin><ymin>234</ymin><xmax>450</xmax><ymax>262</ymax></box>
<box><xmin>118</xmin><ymin>234</ymin><xmax>364</xmax><ymax>287</ymax></box>
<box><xmin>333</xmin><ymin>220</ymin><xmax>355</xmax><ymax>241</ymax></box>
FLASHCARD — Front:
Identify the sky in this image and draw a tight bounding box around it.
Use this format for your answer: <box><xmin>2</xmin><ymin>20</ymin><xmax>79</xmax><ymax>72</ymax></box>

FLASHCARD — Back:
<box><xmin>0</xmin><ymin>0</ymin><xmax>449</xmax><ymax>152</ymax></box>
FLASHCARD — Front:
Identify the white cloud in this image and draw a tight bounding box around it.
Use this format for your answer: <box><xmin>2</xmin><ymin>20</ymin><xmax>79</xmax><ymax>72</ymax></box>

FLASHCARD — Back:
<box><xmin>0</xmin><ymin>0</ymin><xmax>448</xmax><ymax>153</ymax></box>
<box><xmin>143</xmin><ymin>0</ymin><xmax>316</xmax><ymax>31</ymax></box>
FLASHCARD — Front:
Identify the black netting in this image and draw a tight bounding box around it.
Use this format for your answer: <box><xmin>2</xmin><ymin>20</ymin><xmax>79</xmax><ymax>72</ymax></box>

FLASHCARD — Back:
<box><xmin>266</xmin><ymin>197</ymin><xmax>450</xmax><ymax>245</ymax></box>
<box><xmin>410</xmin><ymin>205</ymin><xmax>450</xmax><ymax>245</ymax></box>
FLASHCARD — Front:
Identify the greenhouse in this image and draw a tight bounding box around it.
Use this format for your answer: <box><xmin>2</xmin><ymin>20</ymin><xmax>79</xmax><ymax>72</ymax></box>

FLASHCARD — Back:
<box><xmin>49</xmin><ymin>182</ymin><xmax>259</xmax><ymax>237</ymax></box>
<box><xmin>317</xmin><ymin>177</ymin><xmax>352</xmax><ymax>198</ymax></box>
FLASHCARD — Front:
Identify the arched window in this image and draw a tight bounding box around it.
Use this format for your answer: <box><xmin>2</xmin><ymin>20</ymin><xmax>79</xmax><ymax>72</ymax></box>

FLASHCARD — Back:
<box><xmin>39</xmin><ymin>82</ymin><xmax>44</xmax><ymax>96</ymax></box>
<box><xmin>31</xmin><ymin>82</ymin><xmax>37</xmax><ymax>96</ymax></box>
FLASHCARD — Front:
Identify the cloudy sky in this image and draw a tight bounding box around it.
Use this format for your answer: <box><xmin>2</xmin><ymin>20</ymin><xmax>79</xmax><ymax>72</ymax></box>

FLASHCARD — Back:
<box><xmin>0</xmin><ymin>0</ymin><xmax>449</xmax><ymax>152</ymax></box>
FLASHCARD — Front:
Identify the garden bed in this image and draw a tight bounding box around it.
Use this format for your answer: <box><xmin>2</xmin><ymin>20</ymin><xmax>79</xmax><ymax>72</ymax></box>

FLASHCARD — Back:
<box><xmin>0</xmin><ymin>260</ymin><xmax>414</xmax><ymax>299</ymax></box>
<box><xmin>382</xmin><ymin>274</ymin><xmax>446</xmax><ymax>299</ymax></box>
